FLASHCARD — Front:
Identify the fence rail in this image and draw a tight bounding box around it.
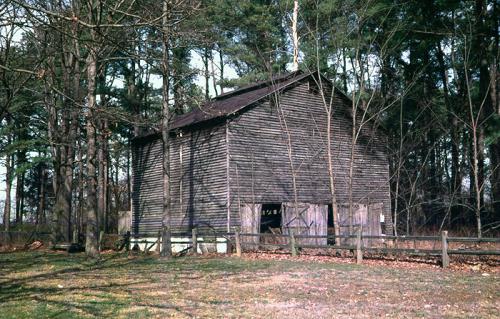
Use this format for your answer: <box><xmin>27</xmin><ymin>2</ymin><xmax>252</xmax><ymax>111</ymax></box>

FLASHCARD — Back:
<box><xmin>130</xmin><ymin>228</ymin><xmax>499</xmax><ymax>268</ymax></box>
<box><xmin>2</xmin><ymin>229</ymin><xmax>499</xmax><ymax>268</ymax></box>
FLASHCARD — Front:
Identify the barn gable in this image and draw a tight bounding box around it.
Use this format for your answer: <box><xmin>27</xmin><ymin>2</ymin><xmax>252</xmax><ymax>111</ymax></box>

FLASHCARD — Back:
<box><xmin>226</xmin><ymin>77</ymin><xmax>392</xmax><ymax>238</ymax></box>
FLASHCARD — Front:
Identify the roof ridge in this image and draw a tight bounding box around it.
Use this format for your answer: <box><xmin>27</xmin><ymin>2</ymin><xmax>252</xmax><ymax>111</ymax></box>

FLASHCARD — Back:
<box><xmin>212</xmin><ymin>70</ymin><xmax>303</xmax><ymax>101</ymax></box>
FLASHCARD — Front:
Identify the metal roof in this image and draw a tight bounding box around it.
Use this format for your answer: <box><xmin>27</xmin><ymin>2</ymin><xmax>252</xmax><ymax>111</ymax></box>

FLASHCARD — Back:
<box><xmin>170</xmin><ymin>70</ymin><xmax>310</xmax><ymax>130</ymax></box>
<box><xmin>131</xmin><ymin>71</ymin><xmax>318</xmax><ymax>143</ymax></box>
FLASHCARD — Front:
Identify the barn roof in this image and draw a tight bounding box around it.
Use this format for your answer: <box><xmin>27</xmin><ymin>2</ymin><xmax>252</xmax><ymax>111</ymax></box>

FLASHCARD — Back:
<box><xmin>131</xmin><ymin>70</ymin><xmax>358</xmax><ymax>144</ymax></box>
<box><xmin>170</xmin><ymin>70</ymin><xmax>309</xmax><ymax>130</ymax></box>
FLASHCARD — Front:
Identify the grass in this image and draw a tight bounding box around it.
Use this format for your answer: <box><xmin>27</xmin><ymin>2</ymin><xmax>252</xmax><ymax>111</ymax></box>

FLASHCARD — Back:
<box><xmin>0</xmin><ymin>251</ymin><xmax>498</xmax><ymax>318</ymax></box>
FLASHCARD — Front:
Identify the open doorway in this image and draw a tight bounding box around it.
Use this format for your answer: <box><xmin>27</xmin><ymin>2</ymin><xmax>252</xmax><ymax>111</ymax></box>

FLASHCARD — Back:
<box><xmin>260</xmin><ymin>203</ymin><xmax>282</xmax><ymax>233</ymax></box>
<box><xmin>260</xmin><ymin>203</ymin><xmax>283</xmax><ymax>246</ymax></box>
<box><xmin>327</xmin><ymin>204</ymin><xmax>335</xmax><ymax>245</ymax></box>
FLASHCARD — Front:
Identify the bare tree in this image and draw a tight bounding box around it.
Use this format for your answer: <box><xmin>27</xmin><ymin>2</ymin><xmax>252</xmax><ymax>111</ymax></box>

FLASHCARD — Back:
<box><xmin>84</xmin><ymin>0</ymin><xmax>100</xmax><ymax>257</ymax></box>
<box><xmin>160</xmin><ymin>0</ymin><xmax>172</xmax><ymax>257</ymax></box>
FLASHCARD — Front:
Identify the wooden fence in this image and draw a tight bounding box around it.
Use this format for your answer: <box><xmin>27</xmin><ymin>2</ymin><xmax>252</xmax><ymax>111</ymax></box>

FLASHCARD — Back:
<box><xmin>132</xmin><ymin>228</ymin><xmax>500</xmax><ymax>268</ymax></box>
<box><xmin>2</xmin><ymin>229</ymin><xmax>499</xmax><ymax>268</ymax></box>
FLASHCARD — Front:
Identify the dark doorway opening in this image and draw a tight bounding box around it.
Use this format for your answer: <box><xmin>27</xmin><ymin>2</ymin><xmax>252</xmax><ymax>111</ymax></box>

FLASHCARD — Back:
<box><xmin>260</xmin><ymin>203</ymin><xmax>282</xmax><ymax>233</ymax></box>
<box><xmin>327</xmin><ymin>204</ymin><xmax>334</xmax><ymax>227</ymax></box>
<box><xmin>327</xmin><ymin>204</ymin><xmax>335</xmax><ymax>245</ymax></box>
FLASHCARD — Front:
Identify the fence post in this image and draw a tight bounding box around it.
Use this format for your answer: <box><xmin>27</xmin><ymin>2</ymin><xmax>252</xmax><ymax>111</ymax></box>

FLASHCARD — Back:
<box><xmin>235</xmin><ymin>231</ymin><xmax>242</xmax><ymax>257</ymax></box>
<box><xmin>290</xmin><ymin>230</ymin><xmax>297</xmax><ymax>257</ymax></box>
<box><xmin>356</xmin><ymin>227</ymin><xmax>363</xmax><ymax>264</ymax></box>
<box><xmin>160</xmin><ymin>226</ymin><xmax>172</xmax><ymax>257</ymax></box>
<box><xmin>72</xmin><ymin>230</ymin><xmax>78</xmax><ymax>244</ymax></box>
<box><xmin>155</xmin><ymin>231</ymin><xmax>161</xmax><ymax>254</ymax></box>
<box><xmin>125</xmin><ymin>231</ymin><xmax>131</xmax><ymax>251</ymax></box>
<box><xmin>441</xmin><ymin>230</ymin><xmax>449</xmax><ymax>268</ymax></box>
<box><xmin>192</xmin><ymin>228</ymin><xmax>198</xmax><ymax>254</ymax></box>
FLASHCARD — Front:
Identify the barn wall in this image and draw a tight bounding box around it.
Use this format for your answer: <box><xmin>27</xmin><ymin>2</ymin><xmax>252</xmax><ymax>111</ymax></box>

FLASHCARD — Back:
<box><xmin>131</xmin><ymin>137</ymin><xmax>164</xmax><ymax>234</ymax></box>
<box><xmin>132</xmin><ymin>124</ymin><xmax>228</xmax><ymax>234</ymax></box>
<box><xmin>228</xmin><ymin>80</ymin><xmax>393</xmax><ymax>234</ymax></box>
<box><xmin>170</xmin><ymin>125</ymin><xmax>228</xmax><ymax>233</ymax></box>
<box><xmin>133</xmin><ymin>125</ymin><xmax>227</xmax><ymax>234</ymax></box>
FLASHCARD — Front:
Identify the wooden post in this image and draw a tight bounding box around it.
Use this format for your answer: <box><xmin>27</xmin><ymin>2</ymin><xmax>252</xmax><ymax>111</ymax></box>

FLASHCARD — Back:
<box><xmin>290</xmin><ymin>230</ymin><xmax>297</xmax><ymax>257</ymax></box>
<box><xmin>226</xmin><ymin>233</ymin><xmax>233</xmax><ymax>254</ymax></box>
<box><xmin>235</xmin><ymin>231</ymin><xmax>242</xmax><ymax>257</ymax></box>
<box><xmin>72</xmin><ymin>230</ymin><xmax>78</xmax><ymax>244</ymax></box>
<box><xmin>156</xmin><ymin>231</ymin><xmax>161</xmax><ymax>254</ymax></box>
<box><xmin>441</xmin><ymin>230</ymin><xmax>449</xmax><ymax>268</ymax></box>
<box><xmin>191</xmin><ymin>228</ymin><xmax>198</xmax><ymax>254</ymax></box>
<box><xmin>356</xmin><ymin>227</ymin><xmax>363</xmax><ymax>264</ymax></box>
<box><xmin>98</xmin><ymin>230</ymin><xmax>104</xmax><ymax>252</ymax></box>
<box><xmin>125</xmin><ymin>231</ymin><xmax>131</xmax><ymax>251</ymax></box>
<box><xmin>160</xmin><ymin>226</ymin><xmax>172</xmax><ymax>257</ymax></box>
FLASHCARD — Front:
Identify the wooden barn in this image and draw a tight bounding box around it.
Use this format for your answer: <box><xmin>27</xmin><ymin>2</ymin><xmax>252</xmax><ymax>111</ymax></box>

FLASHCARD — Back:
<box><xmin>131</xmin><ymin>71</ymin><xmax>393</xmax><ymax>246</ymax></box>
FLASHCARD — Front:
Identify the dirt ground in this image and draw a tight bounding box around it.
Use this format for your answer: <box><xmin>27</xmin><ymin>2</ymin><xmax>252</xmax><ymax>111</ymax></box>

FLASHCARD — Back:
<box><xmin>0</xmin><ymin>250</ymin><xmax>498</xmax><ymax>318</ymax></box>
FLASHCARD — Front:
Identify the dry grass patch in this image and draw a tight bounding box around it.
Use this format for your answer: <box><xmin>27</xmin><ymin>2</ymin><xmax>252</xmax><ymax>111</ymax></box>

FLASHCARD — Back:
<box><xmin>0</xmin><ymin>251</ymin><xmax>498</xmax><ymax>318</ymax></box>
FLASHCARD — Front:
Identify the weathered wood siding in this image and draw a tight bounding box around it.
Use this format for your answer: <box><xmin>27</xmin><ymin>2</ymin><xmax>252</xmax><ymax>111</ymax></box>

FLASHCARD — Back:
<box><xmin>133</xmin><ymin>77</ymin><xmax>393</xmax><ymax>236</ymax></box>
<box><xmin>228</xmin><ymin>80</ymin><xmax>393</xmax><ymax>234</ymax></box>
<box><xmin>132</xmin><ymin>124</ymin><xmax>227</xmax><ymax>234</ymax></box>
<box><xmin>132</xmin><ymin>137</ymin><xmax>163</xmax><ymax>234</ymax></box>
<box><xmin>169</xmin><ymin>125</ymin><xmax>228</xmax><ymax>233</ymax></box>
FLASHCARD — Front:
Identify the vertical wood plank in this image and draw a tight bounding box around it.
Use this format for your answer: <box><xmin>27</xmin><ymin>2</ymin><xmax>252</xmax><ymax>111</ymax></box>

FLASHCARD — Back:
<box><xmin>226</xmin><ymin>120</ymin><xmax>231</xmax><ymax>233</ymax></box>
<box><xmin>290</xmin><ymin>230</ymin><xmax>297</xmax><ymax>257</ymax></box>
<box><xmin>192</xmin><ymin>228</ymin><xmax>198</xmax><ymax>254</ymax></box>
<box><xmin>240</xmin><ymin>204</ymin><xmax>261</xmax><ymax>247</ymax></box>
<box><xmin>356</xmin><ymin>227</ymin><xmax>363</xmax><ymax>264</ymax></box>
<box><xmin>235</xmin><ymin>230</ymin><xmax>241</xmax><ymax>257</ymax></box>
<box><xmin>442</xmin><ymin>230</ymin><xmax>449</xmax><ymax>268</ymax></box>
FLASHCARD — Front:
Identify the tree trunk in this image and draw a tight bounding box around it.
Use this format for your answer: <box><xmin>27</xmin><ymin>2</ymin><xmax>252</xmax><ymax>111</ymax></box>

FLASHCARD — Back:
<box><xmin>126</xmin><ymin>147</ymin><xmax>131</xmax><ymax>211</ymax></box>
<box><xmin>291</xmin><ymin>0</ymin><xmax>299</xmax><ymax>71</ymax></box>
<box><xmin>437</xmin><ymin>43</ymin><xmax>462</xmax><ymax>210</ymax></box>
<box><xmin>126</xmin><ymin>59</ymin><xmax>140</xmax><ymax>137</ymax></box>
<box><xmin>15</xmin><ymin>168</ymin><xmax>24</xmax><ymax>224</ymax></box>
<box><xmin>36</xmin><ymin>162</ymin><xmax>46</xmax><ymax>226</ymax></box>
<box><xmin>97</xmin><ymin>118</ymin><xmax>109</xmax><ymax>232</ymax></box>
<box><xmin>219</xmin><ymin>48</ymin><xmax>224</xmax><ymax>94</ymax></box>
<box><xmin>85</xmin><ymin>45</ymin><xmax>99</xmax><ymax>257</ymax></box>
<box><xmin>488</xmin><ymin>1</ymin><xmax>500</xmax><ymax>214</ymax></box>
<box><xmin>44</xmin><ymin>51</ymin><xmax>66</xmax><ymax>242</ymax></box>
<box><xmin>3</xmin><ymin>151</ymin><xmax>12</xmax><ymax>231</ymax></box>
<box><xmin>316</xmin><ymin>73</ymin><xmax>341</xmax><ymax>245</ymax></box>
<box><xmin>98</xmin><ymin>126</ymin><xmax>105</xmax><ymax>232</ymax></box>
<box><xmin>77</xmin><ymin>127</ymin><xmax>84</xmax><ymax>235</ymax></box>
<box><xmin>204</xmin><ymin>47</ymin><xmax>210</xmax><ymax>100</ymax></box>
<box><xmin>160</xmin><ymin>0</ymin><xmax>172</xmax><ymax>257</ymax></box>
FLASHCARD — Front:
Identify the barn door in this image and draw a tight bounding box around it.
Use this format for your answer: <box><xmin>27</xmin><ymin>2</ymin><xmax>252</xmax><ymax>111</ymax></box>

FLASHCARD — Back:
<box><xmin>308</xmin><ymin>204</ymin><xmax>328</xmax><ymax>245</ymax></box>
<box><xmin>240</xmin><ymin>203</ymin><xmax>262</xmax><ymax>248</ymax></box>
<box><xmin>282</xmin><ymin>202</ymin><xmax>309</xmax><ymax>236</ymax></box>
<box><xmin>337</xmin><ymin>203</ymin><xmax>383</xmax><ymax>245</ymax></box>
<box><xmin>282</xmin><ymin>203</ymin><xmax>327</xmax><ymax>245</ymax></box>
<box><xmin>338</xmin><ymin>204</ymin><xmax>367</xmax><ymax>244</ymax></box>
<box><xmin>366</xmin><ymin>203</ymin><xmax>383</xmax><ymax>245</ymax></box>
